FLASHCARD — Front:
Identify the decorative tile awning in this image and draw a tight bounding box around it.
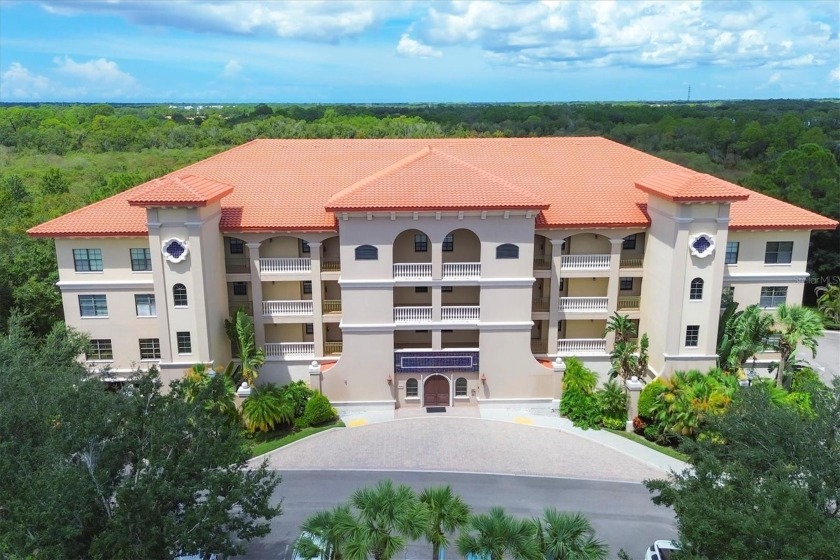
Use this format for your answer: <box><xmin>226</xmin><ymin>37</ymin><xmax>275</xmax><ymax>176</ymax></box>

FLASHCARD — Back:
<box><xmin>394</xmin><ymin>351</ymin><xmax>479</xmax><ymax>373</ymax></box>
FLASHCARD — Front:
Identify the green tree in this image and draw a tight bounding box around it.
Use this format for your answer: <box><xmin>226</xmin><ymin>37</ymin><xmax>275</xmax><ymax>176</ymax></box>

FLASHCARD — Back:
<box><xmin>815</xmin><ymin>283</ymin><xmax>840</xmax><ymax>325</ymax></box>
<box><xmin>532</xmin><ymin>509</ymin><xmax>608</xmax><ymax>560</ymax></box>
<box><xmin>773</xmin><ymin>303</ymin><xmax>823</xmax><ymax>387</ymax></box>
<box><xmin>723</xmin><ymin>304</ymin><xmax>774</xmax><ymax>372</ymax></box>
<box><xmin>419</xmin><ymin>485</ymin><xmax>471</xmax><ymax>560</ymax></box>
<box><xmin>298</xmin><ymin>504</ymin><xmax>356</xmax><ymax>560</ymax></box>
<box><xmin>225</xmin><ymin>307</ymin><xmax>265</xmax><ymax>386</ymax></box>
<box><xmin>40</xmin><ymin>166</ymin><xmax>70</xmax><ymax>195</ymax></box>
<box><xmin>645</xmin><ymin>380</ymin><xmax>840</xmax><ymax>560</ymax></box>
<box><xmin>240</xmin><ymin>383</ymin><xmax>295</xmax><ymax>433</ymax></box>
<box><xmin>457</xmin><ymin>506</ymin><xmax>540</xmax><ymax>560</ymax></box>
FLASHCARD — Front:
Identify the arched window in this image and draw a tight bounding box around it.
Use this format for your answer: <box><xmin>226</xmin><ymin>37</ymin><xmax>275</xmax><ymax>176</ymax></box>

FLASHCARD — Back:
<box><xmin>355</xmin><ymin>245</ymin><xmax>378</xmax><ymax>260</ymax></box>
<box><xmin>173</xmin><ymin>283</ymin><xmax>188</xmax><ymax>307</ymax></box>
<box><xmin>406</xmin><ymin>378</ymin><xmax>418</xmax><ymax>397</ymax></box>
<box><xmin>455</xmin><ymin>377</ymin><xmax>468</xmax><ymax>397</ymax></box>
<box><xmin>689</xmin><ymin>278</ymin><xmax>704</xmax><ymax>300</ymax></box>
<box><xmin>496</xmin><ymin>243</ymin><xmax>519</xmax><ymax>259</ymax></box>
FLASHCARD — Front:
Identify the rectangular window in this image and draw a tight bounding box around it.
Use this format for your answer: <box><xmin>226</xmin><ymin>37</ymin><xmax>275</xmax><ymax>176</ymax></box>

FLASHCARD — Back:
<box><xmin>725</xmin><ymin>241</ymin><xmax>739</xmax><ymax>265</ymax></box>
<box><xmin>622</xmin><ymin>234</ymin><xmax>637</xmax><ymax>250</ymax></box>
<box><xmin>134</xmin><ymin>294</ymin><xmax>156</xmax><ymax>317</ymax></box>
<box><xmin>139</xmin><ymin>338</ymin><xmax>161</xmax><ymax>360</ymax></box>
<box><xmin>302</xmin><ymin>281</ymin><xmax>312</xmax><ymax>295</ymax></box>
<box><xmin>232</xmin><ymin>282</ymin><xmax>248</xmax><ymax>296</ymax></box>
<box><xmin>414</xmin><ymin>234</ymin><xmax>428</xmax><ymax>252</ymax></box>
<box><xmin>300</xmin><ymin>240</ymin><xmax>310</xmax><ymax>254</ymax></box>
<box><xmin>685</xmin><ymin>325</ymin><xmax>700</xmax><ymax>348</ymax></box>
<box><xmin>619</xmin><ymin>277</ymin><xmax>633</xmax><ymax>291</ymax></box>
<box><xmin>760</xmin><ymin>286</ymin><xmax>788</xmax><ymax>308</ymax></box>
<box><xmin>558</xmin><ymin>278</ymin><xmax>565</xmax><ymax>291</ymax></box>
<box><xmin>765</xmin><ymin>241</ymin><xmax>793</xmax><ymax>264</ymax></box>
<box><xmin>763</xmin><ymin>334</ymin><xmax>781</xmax><ymax>352</ymax></box>
<box><xmin>87</xmin><ymin>339</ymin><xmax>113</xmax><ymax>361</ymax></box>
<box><xmin>73</xmin><ymin>248</ymin><xmax>103</xmax><ymax>272</ymax></box>
<box><xmin>176</xmin><ymin>332</ymin><xmax>192</xmax><ymax>354</ymax></box>
<box><xmin>415</xmin><ymin>286</ymin><xmax>429</xmax><ymax>293</ymax></box>
<box><xmin>229</xmin><ymin>238</ymin><xmax>245</xmax><ymax>254</ymax></box>
<box><xmin>442</xmin><ymin>286</ymin><xmax>453</xmax><ymax>293</ymax></box>
<box><xmin>79</xmin><ymin>295</ymin><xmax>108</xmax><ymax>317</ymax></box>
<box><xmin>130</xmin><ymin>248</ymin><xmax>152</xmax><ymax>271</ymax></box>
<box><xmin>720</xmin><ymin>286</ymin><xmax>735</xmax><ymax>308</ymax></box>
<box><xmin>442</xmin><ymin>234</ymin><xmax>454</xmax><ymax>252</ymax></box>
<box><xmin>305</xmin><ymin>323</ymin><xmax>314</xmax><ymax>335</ymax></box>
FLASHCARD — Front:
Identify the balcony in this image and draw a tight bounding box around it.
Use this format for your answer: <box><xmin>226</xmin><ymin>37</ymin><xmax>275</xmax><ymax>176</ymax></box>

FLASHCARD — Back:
<box><xmin>560</xmin><ymin>255</ymin><xmax>611</xmax><ymax>271</ymax></box>
<box><xmin>323</xmin><ymin>300</ymin><xmax>342</xmax><ymax>314</ymax></box>
<box><xmin>393</xmin><ymin>263</ymin><xmax>432</xmax><ymax>280</ymax></box>
<box><xmin>322</xmin><ymin>260</ymin><xmax>341</xmax><ymax>272</ymax></box>
<box><xmin>441</xmin><ymin>306</ymin><xmax>480</xmax><ymax>322</ymax></box>
<box><xmin>394</xmin><ymin>306</ymin><xmax>433</xmax><ymax>323</ymax></box>
<box><xmin>620</xmin><ymin>257</ymin><xmax>643</xmax><ymax>269</ymax></box>
<box><xmin>617</xmin><ymin>296</ymin><xmax>641</xmax><ymax>311</ymax></box>
<box><xmin>259</xmin><ymin>257</ymin><xmax>311</xmax><ymax>274</ymax></box>
<box><xmin>225</xmin><ymin>256</ymin><xmax>251</xmax><ymax>274</ymax></box>
<box><xmin>559</xmin><ymin>297</ymin><xmax>608</xmax><ymax>313</ymax></box>
<box><xmin>442</xmin><ymin>262</ymin><xmax>481</xmax><ymax>280</ymax></box>
<box><xmin>532</xmin><ymin>297</ymin><xmax>551</xmax><ymax>313</ymax></box>
<box><xmin>324</xmin><ymin>341</ymin><xmax>343</xmax><ymax>355</ymax></box>
<box><xmin>557</xmin><ymin>338</ymin><xmax>607</xmax><ymax>355</ymax></box>
<box><xmin>262</xmin><ymin>300</ymin><xmax>313</xmax><ymax>317</ymax></box>
<box><xmin>533</xmin><ymin>256</ymin><xmax>552</xmax><ymax>271</ymax></box>
<box><xmin>265</xmin><ymin>342</ymin><xmax>315</xmax><ymax>360</ymax></box>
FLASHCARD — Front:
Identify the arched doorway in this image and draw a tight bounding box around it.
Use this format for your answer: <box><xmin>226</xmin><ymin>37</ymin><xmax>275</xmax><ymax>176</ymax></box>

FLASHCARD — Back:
<box><xmin>423</xmin><ymin>375</ymin><xmax>450</xmax><ymax>407</ymax></box>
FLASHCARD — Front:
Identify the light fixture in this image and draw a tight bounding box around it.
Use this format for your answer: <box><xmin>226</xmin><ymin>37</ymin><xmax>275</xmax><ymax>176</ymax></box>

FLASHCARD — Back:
<box><xmin>480</xmin><ymin>373</ymin><xmax>487</xmax><ymax>384</ymax></box>
<box><xmin>387</xmin><ymin>374</ymin><xmax>393</xmax><ymax>385</ymax></box>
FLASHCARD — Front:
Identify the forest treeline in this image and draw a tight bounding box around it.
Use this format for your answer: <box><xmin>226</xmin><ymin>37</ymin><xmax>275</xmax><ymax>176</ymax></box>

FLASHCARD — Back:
<box><xmin>1</xmin><ymin>100</ymin><xmax>838</xmax><ymax>334</ymax></box>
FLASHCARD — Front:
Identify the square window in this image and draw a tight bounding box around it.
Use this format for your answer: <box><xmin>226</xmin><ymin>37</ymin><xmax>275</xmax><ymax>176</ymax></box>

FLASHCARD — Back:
<box><xmin>130</xmin><ymin>248</ymin><xmax>152</xmax><ymax>271</ymax></box>
<box><xmin>685</xmin><ymin>325</ymin><xmax>699</xmax><ymax>348</ymax></box>
<box><xmin>176</xmin><ymin>332</ymin><xmax>192</xmax><ymax>354</ymax></box>
<box><xmin>415</xmin><ymin>286</ymin><xmax>429</xmax><ymax>293</ymax></box>
<box><xmin>73</xmin><ymin>248</ymin><xmax>103</xmax><ymax>272</ymax></box>
<box><xmin>300</xmin><ymin>240</ymin><xmax>310</xmax><ymax>254</ymax></box>
<box><xmin>233</xmin><ymin>282</ymin><xmax>248</xmax><ymax>296</ymax></box>
<box><xmin>229</xmin><ymin>238</ymin><xmax>245</xmax><ymax>254</ymax></box>
<box><xmin>619</xmin><ymin>277</ymin><xmax>633</xmax><ymax>291</ymax></box>
<box><xmin>442</xmin><ymin>286</ymin><xmax>454</xmax><ymax>293</ymax></box>
<box><xmin>134</xmin><ymin>294</ymin><xmax>156</xmax><ymax>317</ymax></box>
<box><xmin>139</xmin><ymin>338</ymin><xmax>161</xmax><ymax>360</ymax></box>
<box><xmin>305</xmin><ymin>323</ymin><xmax>314</xmax><ymax>335</ymax></box>
<box><xmin>414</xmin><ymin>234</ymin><xmax>428</xmax><ymax>252</ymax></box>
<box><xmin>302</xmin><ymin>281</ymin><xmax>312</xmax><ymax>295</ymax></box>
<box><xmin>87</xmin><ymin>339</ymin><xmax>113</xmax><ymax>361</ymax></box>
<box><xmin>725</xmin><ymin>241</ymin><xmax>739</xmax><ymax>265</ymax></box>
<box><xmin>442</xmin><ymin>234</ymin><xmax>454</xmax><ymax>252</ymax></box>
<box><xmin>759</xmin><ymin>286</ymin><xmax>787</xmax><ymax>308</ymax></box>
<box><xmin>79</xmin><ymin>294</ymin><xmax>108</xmax><ymax>317</ymax></box>
<box><xmin>764</xmin><ymin>241</ymin><xmax>793</xmax><ymax>264</ymax></box>
<box><xmin>622</xmin><ymin>234</ymin><xmax>637</xmax><ymax>250</ymax></box>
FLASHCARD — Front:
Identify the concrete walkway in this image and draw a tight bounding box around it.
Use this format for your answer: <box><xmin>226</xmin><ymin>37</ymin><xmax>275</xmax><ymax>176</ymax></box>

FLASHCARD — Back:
<box><xmin>253</xmin><ymin>407</ymin><xmax>689</xmax><ymax>483</ymax></box>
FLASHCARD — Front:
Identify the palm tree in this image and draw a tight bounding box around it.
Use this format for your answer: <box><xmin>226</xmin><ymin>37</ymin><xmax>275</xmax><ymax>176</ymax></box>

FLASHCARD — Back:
<box><xmin>419</xmin><ymin>485</ymin><xmax>471</xmax><ymax>560</ymax></box>
<box><xmin>815</xmin><ymin>283</ymin><xmax>840</xmax><ymax>325</ymax></box>
<box><xmin>299</xmin><ymin>504</ymin><xmax>356</xmax><ymax>559</ymax></box>
<box><xmin>773</xmin><ymin>303</ymin><xmax>823</xmax><ymax>387</ymax></box>
<box><xmin>603</xmin><ymin>312</ymin><xmax>636</xmax><ymax>345</ymax></box>
<box><xmin>456</xmin><ymin>506</ymin><xmax>540</xmax><ymax>560</ymax></box>
<box><xmin>181</xmin><ymin>362</ymin><xmax>237</xmax><ymax>422</ymax></box>
<box><xmin>533</xmin><ymin>509</ymin><xmax>608</xmax><ymax>560</ymax></box>
<box><xmin>343</xmin><ymin>479</ymin><xmax>430</xmax><ymax>560</ymax></box>
<box><xmin>225</xmin><ymin>308</ymin><xmax>265</xmax><ymax>386</ymax></box>
<box><xmin>728</xmin><ymin>305</ymin><xmax>774</xmax><ymax>371</ymax></box>
<box><xmin>240</xmin><ymin>383</ymin><xmax>294</xmax><ymax>432</ymax></box>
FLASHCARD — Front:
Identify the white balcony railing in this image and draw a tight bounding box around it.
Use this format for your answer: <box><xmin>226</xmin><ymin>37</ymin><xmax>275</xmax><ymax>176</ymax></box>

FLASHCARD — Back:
<box><xmin>557</xmin><ymin>338</ymin><xmax>607</xmax><ymax>355</ymax></box>
<box><xmin>441</xmin><ymin>306</ymin><xmax>480</xmax><ymax>322</ymax></box>
<box><xmin>442</xmin><ymin>262</ymin><xmax>481</xmax><ymax>279</ymax></box>
<box><xmin>262</xmin><ymin>300</ymin><xmax>314</xmax><ymax>316</ymax></box>
<box><xmin>259</xmin><ymin>257</ymin><xmax>312</xmax><ymax>274</ymax></box>
<box><xmin>394</xmin><ymin>306</ymin><xmax>433</xmax><ymax>322</ymax></box>
<box><xmin>560</xmin><ymin>254</ymin><xmax>611</xmax><ymax>270</ymax></box>
<box><xmin>393</xmin><ymin>263</ymin><xmax>432</xmax><ymax>279</ymax></box>
<box><xmin>559</xmin><ymin>297</ymin><xmax>609</xmax><ymax>312</ymax></box>
<box><xmin>264</xmin><ymin>342</ymin><xmax>315</xmax><ymax>360</ymax></box>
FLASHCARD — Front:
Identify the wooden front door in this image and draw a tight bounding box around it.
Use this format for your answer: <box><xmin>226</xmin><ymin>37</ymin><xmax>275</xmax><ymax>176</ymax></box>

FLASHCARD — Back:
<box><xmin>424</xmin><ymin>376</ymin><xmax>449</xmax><ymax>407</ymax></box>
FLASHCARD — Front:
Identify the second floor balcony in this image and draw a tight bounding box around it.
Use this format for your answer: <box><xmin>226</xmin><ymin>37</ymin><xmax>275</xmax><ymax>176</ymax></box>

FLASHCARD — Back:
<box><xmin>560</xmin><ymin>254</ymin><xmax>611</xmax><ymax>271</ymax></box>
<box><xmin>393</xmin><ymin>262</ymin><xmax>480</xmax><ymax>281</ymax></box>
<box><xmin>265</xmin><ymin>342</ymin><xmax>315</xmax><ymax>360</ymax></box>
<box><xmin>559</xmin><ymin>297</ymin><xmax>608</xmax><ymax>313</ymax></box>
<box><xmin>557</xmin><ymin>338</ymin><xmax>607</xmax><ymax>355</ymax></box>
<box><xmin>263</xmin><ymin>300</ymin><xmax>313</xmax><ymax>317</ymax></box>
<box><xmin>259</xmin><ymin>257</ymin><xmax>312</xmax><ymax>275</ymax></box>
<box><xmin>393</xmin><ymin>305</ymin><xmax>480</xmax><ymax>324</ymax></box>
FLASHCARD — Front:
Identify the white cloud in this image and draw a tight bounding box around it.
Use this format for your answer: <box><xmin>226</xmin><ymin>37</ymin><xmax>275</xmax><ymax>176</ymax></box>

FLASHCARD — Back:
<box><xmin>53</xmin><ymin>56</ymin><xmax>136</xmax><ymax>89</ymax></box>
<box><xmin>396</xmin><ymin>34</ymin><xmax>442</xmax><ymax>58</ymax></box>
<box><xmin>222</xmin><ymin>59</ymin><xmax>243</xmax><ymax>77</ymax></box>
<box><xmin>830</xmin><ymin>66</ymin><xmax>840</xmax><ymax>82</ymax></box>
<box><xmin>0</xmin><ymin>62</ymin><xmax>52</xmax><ymax>100</ymax></box>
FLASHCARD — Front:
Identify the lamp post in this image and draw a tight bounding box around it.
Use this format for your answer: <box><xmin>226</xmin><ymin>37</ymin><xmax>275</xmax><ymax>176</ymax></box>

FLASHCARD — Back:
<box><xmin>747</xmin><ymin>357</ymin><xmax>757</xmax><ymax>386</ymax></box>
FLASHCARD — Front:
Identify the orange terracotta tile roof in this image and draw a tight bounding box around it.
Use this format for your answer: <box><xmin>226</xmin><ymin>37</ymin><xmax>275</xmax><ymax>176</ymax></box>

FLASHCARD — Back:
<box><xmin>27</xmin><ymin>138</ymin><xmax>838</xmax><ymax>238</ymax></box>
<box><xmin>326</xmin><ymin>146</ymin><xmax>548</xmax><ymax>211</ymax></box>
<box><xmin>635</xmin><ymin>170</ymin><xmax>750</xmax><ymax>202</ymax></box>
<box><xmin>127</xmin><ymin>174</ymin><xmax>234</xmax><ymax>207</ymax></box>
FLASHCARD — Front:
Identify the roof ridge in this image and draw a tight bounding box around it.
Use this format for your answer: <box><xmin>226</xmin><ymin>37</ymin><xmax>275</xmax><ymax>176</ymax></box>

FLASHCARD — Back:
<box><xmin>326</xmin><ymin>147</ymin><xmax>433</xmax><ymax>207</ymax></box>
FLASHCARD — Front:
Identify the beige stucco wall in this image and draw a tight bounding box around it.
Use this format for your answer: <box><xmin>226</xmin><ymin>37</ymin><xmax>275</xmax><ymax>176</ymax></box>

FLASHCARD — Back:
<box><xmin>566</xmin><ymin>277</ymin><xmax>609</xmax><ymax>297</ymax></box>
<box><xmin>266</xmin><ymin>323</ymin><xmax>312</xmax><ymax>343</ymax></box>
<box><xmin>261</xmin><ymin>235</ymin><xmax>306</xmax><ymax>258</ymax></box>
<box><xmin>263</xmin><ymin>280</ymin><xmax>309</xmax><ymax>300</ymax></box>
<box><xmin>565</xmin><ymin>320</ymin><xmax>606</xmax><ymax>339</ymax></box>
<box><xmin>567</xmin><ymin>233</ymin><xmax>611</xmax><ymax>254</ymax></box>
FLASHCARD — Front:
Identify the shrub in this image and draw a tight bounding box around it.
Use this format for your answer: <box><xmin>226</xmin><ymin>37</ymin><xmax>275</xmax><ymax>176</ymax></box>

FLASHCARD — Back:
<box><xmin>782</xmin><ymin>391</ymin><xmax>814</xmax><ymax>418</ymax></box>
<box><xmin>560</xmin><ymin>390</ymin><xmax>602</xmax><ymax>430</ymax></box>
<box><xmin>632</xmin><ymin>416</ymin><xmax>647</xmax><ymax>434</ymax></box>
<box><xmin>293</xmin><ymin>415</ymin><xmax>311</xmax><ymax>430</ymax></box>
<box><xmin>790</xmin><ymin>368</ymin><xmax>822</xmax><ymax>393</ymax></box>
<box><xmin>637</xmin><ymin>379</ymin><xmax>666</xmax><ymax>420</ymax></box>
<box><xmin>598</xmin><ymin>380</ymin><xmax>628</xmax><ymax>425</ymax></box>
<box><xmin>241</xmin><ymin>383</ymin><xmax>295</xmax><ymax>433</ymax></box>
<box><xmin>602</xmin><ymin>417</ymin><xmax>626</xmax><ymax>430</ymax></box>
<box><xmin>280</xmin><ymin>380</ymin><xmax>315</xmax><ymax>418</ymax></box>
<box><xmin>562</xmin><ymin>357</ymin><xmax>598</xmax><ymax>393</ymax></box>
<box><xmin>303</xmin><ymin>392</ymin><xmax>337</xmax><ymax>426</ymax></box>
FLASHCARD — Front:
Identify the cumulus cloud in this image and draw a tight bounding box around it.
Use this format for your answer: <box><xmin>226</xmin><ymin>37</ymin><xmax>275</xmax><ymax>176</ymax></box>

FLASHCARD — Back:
<box><xmin>830</xmin><ymin>66</ymin><xmax>840</xmax><ymax>82</ymax></box>
<box><xmin>0</xmin><ymin>58</ymin><xmax>138</xmax><ymax>101</ymax></box>
<box><xmin>396</xmin><ymin>34</ymin><xmax>442</xmax><ymax>58</ymax></box>
<box><xmin>222</xmin><ymin>59</ymin><xmax>243</xmax><ymax>77</ymax></box>
<box><xmin>0</xmin><ymin>62</ymin><xmax>52</xmax><ymax>100</ymax></box>
<box><xmin>54</xmin><ymin>56</ymin><xmax>136</xmax><ymax>88</ymax></box>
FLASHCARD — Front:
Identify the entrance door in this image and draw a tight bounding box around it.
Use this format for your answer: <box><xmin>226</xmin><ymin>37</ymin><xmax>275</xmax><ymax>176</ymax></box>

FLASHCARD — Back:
<box><xmin>424</xmin><ymin>376</ymin><xmax>449</xmax><ymax>407</ymax></box>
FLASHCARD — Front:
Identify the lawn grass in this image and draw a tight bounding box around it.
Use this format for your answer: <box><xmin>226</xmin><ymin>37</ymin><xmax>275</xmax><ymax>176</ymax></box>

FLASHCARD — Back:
<box><xmin>250</xmin><ymin>419</ymin><xmax>345</xmax><ymax>458</ymax></box>
<box><xmin>607</xmin><ymin>429</ymin><xmax>691</xmax><ymax>463</ymax></box>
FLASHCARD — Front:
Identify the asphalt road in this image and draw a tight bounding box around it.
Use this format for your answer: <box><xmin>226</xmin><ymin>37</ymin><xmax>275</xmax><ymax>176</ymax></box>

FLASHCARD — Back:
<box><xmin>240</xmin><ymin>470</ymin><xmax>676</xmax><ymax>560</ymax></box>
<box><xmin>797</xmin><ymin>330</ymin><xmax>839</xmax><ymax>384</ymax></box>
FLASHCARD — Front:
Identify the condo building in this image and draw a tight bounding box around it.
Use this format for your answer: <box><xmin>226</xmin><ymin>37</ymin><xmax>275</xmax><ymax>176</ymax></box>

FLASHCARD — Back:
<box><xmin>29</xmin><ymin>138</ymin><xmax>837</xmax><ymax>414</ymax></box>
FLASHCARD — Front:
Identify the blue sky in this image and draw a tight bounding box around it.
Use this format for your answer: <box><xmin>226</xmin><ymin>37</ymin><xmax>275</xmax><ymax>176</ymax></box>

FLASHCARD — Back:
<box><xmin>1</xmin><ymin>0</ymin><xmax>838</xmax><ymax>103</ymax></box>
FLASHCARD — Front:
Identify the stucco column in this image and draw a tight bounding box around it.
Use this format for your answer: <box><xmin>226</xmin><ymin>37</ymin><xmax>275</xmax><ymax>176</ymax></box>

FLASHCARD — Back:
<box><xmin>246</xmin><ymin>242</ymin><xmax>265</xmax><ymax>348</ymax></box>
<box><xmin>431</xmin><ymin>239</ymin><xmax>443</xmax><ymax>280</ymax></box>
<box><xmin>432</xmin><ymin>286</ymin><xmax>442</xmax><ymax>350</ymax></box>
<box><xmin>625</xmin><ymin>376</ymin><xmax>645</xmax><ymax>432</ymax></box>
<box><xmin>308</xmin><ymin>242</ymin><xmax>324</xmax><ymax>356</ymax></box>
<box><xmin>605</xmin><ymin>238</ymin><xmax>624</xmax><ymax>352</ymax></box>
<box><xmin>547</xmin><ymin>239</ymin><xmax>565</xmax><ymax>355</ymax></box>
<box><xmin>147</xmin><ymin>212</ymin><xmax>174</xmax><ymax>362</ymax></box>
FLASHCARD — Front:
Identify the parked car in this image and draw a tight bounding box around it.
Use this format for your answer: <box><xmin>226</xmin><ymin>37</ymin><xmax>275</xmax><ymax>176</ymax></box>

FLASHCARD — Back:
<box><xmin>645</xmin><ymin>540</ymin><xmax>679</xmax><ymax>560</ymax></box>
<box><xmin>292</xmin><ymin>531</ymin><xmax>329</xmax><ymax>560</ymax></box>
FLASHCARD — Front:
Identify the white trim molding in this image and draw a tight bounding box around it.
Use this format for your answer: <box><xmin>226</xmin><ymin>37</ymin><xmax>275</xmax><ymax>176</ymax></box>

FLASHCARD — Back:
<box><xmin>57</xmin><ymin>280</ymin><xmax>155</xmax><ymax>292</ymax></box>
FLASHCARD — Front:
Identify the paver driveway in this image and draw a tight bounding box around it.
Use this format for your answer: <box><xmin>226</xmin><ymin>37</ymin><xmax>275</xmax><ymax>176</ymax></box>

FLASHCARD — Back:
<box><xmin>254</xmin><ymin>417</ymin><xmax>668</xmax><ymax>483</ymax></box>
